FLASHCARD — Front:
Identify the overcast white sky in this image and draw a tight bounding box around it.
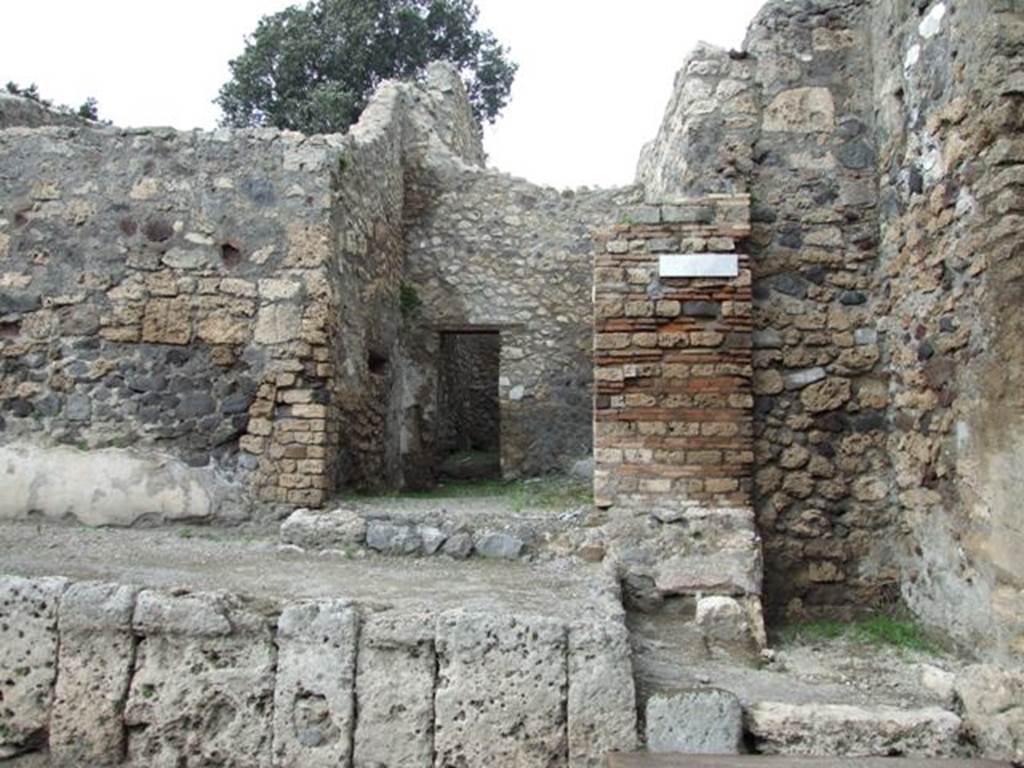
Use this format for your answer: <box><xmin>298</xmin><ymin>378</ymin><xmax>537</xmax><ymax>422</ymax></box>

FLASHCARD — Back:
<box><xmin>1</xmin><ymin>1</ymin><xmax>765</xmax><ymax>189</ymax></box>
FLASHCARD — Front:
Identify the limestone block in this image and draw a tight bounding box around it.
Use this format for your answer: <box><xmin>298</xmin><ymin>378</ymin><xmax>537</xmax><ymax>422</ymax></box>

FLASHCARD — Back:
<box><xmin>654</xmin><ymin>549</ymin><xmax>761</xmax><ymax>596</ymax></box>
<box><xmin>162</xmin><ymin>246</ymin><xmax>217</xmax><ymax>270</ymax></box>
<box><xmin>125</xmin><ymin>590</ymin><xmax>276</xmax><ymax>768</ymax></box>
<box><xmin>435</xmin><ymin>611</ymin><xmax>568</xmax><ymax>768</ymax></box>
<box><xmin>353</xmin><ymin>612</ymin><xmax>435</xmax><ymax>768</ymax></box>
<box><xmin>954</xmin><ymin>664</ymin><xmax>1024</xmax><ymax>761</ymax></box>
<box><xmin>197</xmin><ymin>312</ymin><xmax>249</xmax><ymax>345</ymax></box>
<box><xmin>786</xmin><ymin>366</ymin><xmax>827</xmax><ymax>391</ymax></box>
<box><xmin>753</xmin><ymin>368</ymin><xmax>784</xmax><ymax>395</ymax></box>
<box><xmin>763</xmin><ymin>88</ymin><xmax>835</xmax><ymax>133</ymax></box>
<box><xmin>568</xmin><ymin>621</ymin><xmax>637</xmax><ymax>768</ymax></box>
<box><xmin>50</xmin><ymin>582</ymin><xmax>138</xmax><ymax>766</ymax></box>
<box><xmin>255</xmin><ymin>303</ymin><xmax>302</xmax><ymax>344</ymax></box>
<box><xmin>0</xmin><ymin>576</ymin><xmax>67</xmax><ymax>758</ymax></box>
<box><xmin>141</xmin><ymin>296</ymin><xmax>191</xmax><ymax>344</ymax></box>
<box><xmin>646</xmin><ymin>688</ymin><xmax>743</xmax><ymax>754</ymax></box>
<box><xmin>696</xmin><ymin>595</ymin><xmax>764</xmax><ymax>656</ymax></box>
<box><xmin>746</xmin><ymin>702</ymin><xmax>962</xmax><ymax>757</ymax></box>
<box><xmin>279</xmin><ymin>508</ymin><xmax>367</xmax><ymax>550</ymax></box>
<box><xmin>259</xmin><ymin>279</ymin><xmax>302</xmax><ymax>301</ymax></box>
<box><xmin>273</xmin><ymin>599</ymin><xmax>358</xmax><ymax>768</ymax></box>
<box><xmin>918</xmin><ymin>664</ymin><xmax>955</xmax><ymax>705</ymax></box>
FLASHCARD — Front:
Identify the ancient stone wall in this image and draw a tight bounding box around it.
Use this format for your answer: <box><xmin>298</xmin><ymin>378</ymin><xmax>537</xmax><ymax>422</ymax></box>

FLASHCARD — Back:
<box><xmin>871</xmin><ymin>0</ymin><xmax>1024</xmax><ymax>658</ymax></box>
<box><xmin>594</xmin><ymin>198</ymin><xmax>753</xmax><ymax>512</ymax></box>
<box><xmin>327</xmin><ymin>84</ymin><xmax>409</xmax><ymax>493</ymax></box>
<box><xmin>0</xmin><ymin>124</ymin><xmax>346</xmax><ymax>520</ymax></box>
<box><xmin>0</xmin><ymin>92</ymin><xmax>87</xmax><ymax>130</ymax></box>
<box><xmin>0</xmin><ymin>60</ymin><xmax>617</xmax><ymax>518</ymax></box>
<box><xmin>0</xmin><ymin>573</ymin><xmax>636</xmax><ymax>767</ymax></box>
<box><xmin>744</xmin><ymin>0</ymin><xmax>896</xmax><ymax>622</ymax></box>
<box><xmin>640</xmin><ymin>4</ymin><xmax>893</xmax><ymax>622</ymax></box>
<box><xmin>0</xmin><ymin>64</ymin><xmax>492</xmax><ymax>519</ymax></box>
<box><xmin>637</xmin><ymin>0</ymin><xmax>1023</xmax><ymax>655</ymax></box>
<box><xmin>404</xmin><ymin>171</ymin><xmax>638</xmax><ymax>478</ymax></box>
<box><xmin>637</xmin><ymin>43</ymin><xmax>758</xmax><ymax>200</ymax></box>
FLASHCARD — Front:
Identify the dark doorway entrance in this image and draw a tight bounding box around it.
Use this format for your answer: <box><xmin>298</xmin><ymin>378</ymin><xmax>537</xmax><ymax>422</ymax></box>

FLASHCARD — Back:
<box><xmin>437</xmin><ymin>331</ymin><xmax>501</xmax><ymax>481</ymax></box>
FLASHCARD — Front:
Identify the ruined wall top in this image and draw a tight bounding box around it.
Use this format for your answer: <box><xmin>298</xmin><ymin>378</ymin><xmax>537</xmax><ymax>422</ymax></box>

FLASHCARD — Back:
<box><xmin>636</xmin><ymin>43</ymin><xmax>758</xmax><ymax>202</ymax></box>
<box><xmin>0</xmin><ymin>92</ymin><xmax>89</xmax><ymax>130</ymax></box>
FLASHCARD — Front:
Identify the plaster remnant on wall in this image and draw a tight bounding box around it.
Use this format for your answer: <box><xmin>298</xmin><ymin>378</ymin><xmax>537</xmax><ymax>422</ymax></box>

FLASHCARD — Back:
<box><xmin>0</xmin><ymin>443</ymin><xmax>238</xmax><ymax>526</ymax></box>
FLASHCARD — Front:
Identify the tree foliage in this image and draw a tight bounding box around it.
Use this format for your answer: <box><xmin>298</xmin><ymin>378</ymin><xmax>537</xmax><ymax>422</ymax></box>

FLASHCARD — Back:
<box><xmin>216</xmin><ymin>0</ymin><xmax>517</xmax><ymax>135</ymax></box>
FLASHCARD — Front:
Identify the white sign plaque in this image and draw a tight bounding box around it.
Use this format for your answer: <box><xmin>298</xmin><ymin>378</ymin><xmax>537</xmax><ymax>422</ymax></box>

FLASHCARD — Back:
<box><xmin>659</xmin><ymin>253</ymin><xmax>739</xmax><ymax>279</ymax></box>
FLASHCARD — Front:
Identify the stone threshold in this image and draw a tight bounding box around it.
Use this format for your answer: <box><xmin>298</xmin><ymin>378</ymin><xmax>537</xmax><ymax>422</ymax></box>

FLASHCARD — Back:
<box><xmin>609</xmin><ymin>757</ymin><xmax>1013</xmax><ymax>768</ymax></box>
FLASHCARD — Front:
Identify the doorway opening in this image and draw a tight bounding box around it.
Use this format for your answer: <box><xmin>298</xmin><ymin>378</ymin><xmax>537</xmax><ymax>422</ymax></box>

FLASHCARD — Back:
<box><xmin>437</xmin><ymin>331</ymin><xmax>501</xmax><ymax>482</ymax></box>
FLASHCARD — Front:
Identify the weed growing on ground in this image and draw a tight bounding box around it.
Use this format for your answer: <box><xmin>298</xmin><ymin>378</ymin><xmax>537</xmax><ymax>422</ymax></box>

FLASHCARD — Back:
<box><xmin>853</xmin><ymin>613</ymin><xmax>941</xmax><ymax>654</ymax></box>
<box><xmin>342</xmin><ymin>475</ymin><xmax>593</xmax><ymax>510</ymax></box>
<box><xmin>779</xmin><ymin>611</ymin><xmax>943</xmax><ymax>655</ymax></box>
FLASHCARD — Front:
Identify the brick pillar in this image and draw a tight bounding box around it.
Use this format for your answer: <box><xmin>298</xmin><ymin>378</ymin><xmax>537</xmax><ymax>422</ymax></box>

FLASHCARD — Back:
<box><xmin>594</xmin><ymin>197</ymin><xmax>764</xmax><ymax>642</ymax></box>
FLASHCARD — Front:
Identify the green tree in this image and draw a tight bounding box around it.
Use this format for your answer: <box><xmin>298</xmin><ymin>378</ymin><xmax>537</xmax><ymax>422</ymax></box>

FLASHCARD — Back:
<box><xmin>77</xmin><ymin>97</ymin><xmax>99</xmax><ymax>121</ymax></box>
<box><xmin>216</xmin><ymin>0</ymin><xmax>517</xmax><ymax>135</ymax></box>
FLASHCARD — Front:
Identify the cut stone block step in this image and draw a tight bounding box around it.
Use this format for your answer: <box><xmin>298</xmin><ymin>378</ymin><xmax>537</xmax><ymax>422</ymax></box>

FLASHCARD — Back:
<box><xmin>745</xmin><ymin>701</ymin><xmax>964</xmax><ymax>758</ymax></box>
<box><xmin>0</xmin><ymin>550</ymin><xmax>636</xmax><ymax>766</ymax></box>
<box><xmin>609</xmin><ymin>757</ymin><xmax>1013</xmax><ymax>768</ymax></box>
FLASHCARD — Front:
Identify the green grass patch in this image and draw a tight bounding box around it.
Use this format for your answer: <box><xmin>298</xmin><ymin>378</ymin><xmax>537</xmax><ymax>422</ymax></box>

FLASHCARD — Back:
<box><xmin>852</xmin><ymin>613</ymin><xmax>941</xmax><ymax>654</ymax></box>
<box><xmin>341</xmin><ymin>475</ymin><xmax>593</xmax><ymax>511</ymax></box>
<box><xmin>780</xmin><ymin>611</ymin><xmax>942</xmax><ymax>654</ymax></box>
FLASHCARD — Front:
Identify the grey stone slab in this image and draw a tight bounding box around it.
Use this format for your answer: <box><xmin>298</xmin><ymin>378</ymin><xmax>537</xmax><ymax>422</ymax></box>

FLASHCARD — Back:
<box><xmin>568</xmin><ymin>621</ymin><xmax>638</xmax><ymax>768</ymax></box>
<box><xmin>279</xmin><ymin>508</ymin><xmax>367</xmax><ymax>550</ymax></box>
<box><xmin>354</xmin><ymin>612</ymin><xmax>435</xmax><ymax>768</ymax></box>
<box><xmin>645</xmin><ymin>689</ymin><xmax>743</xmax><ymax>754</ymax></box>
<box><xmin>0</xmin><ymin>576</ymin><xmax>67</xmax><ymax>758</ymax></box>
<box><xmin>366</xmin><ymin>520</ymin><xmax>422</xmax><ymax>555</ymax></box>
<box><xmin>746</xmin><ymin>702</ymin><xmax>963</xmax><ymax>757</ymax></box>
<box><xmin>695</xmin><ymin>596</ymin><xmax>764</xmax><ymax>658</ymax></box>
<box><xmin>609</xmin><ymin>757</ymin><xmax>1008</xmax><ymax>768</ymax></box>
<box><xmin>124</xmin><ymin>590</ymin><xmax>276</xmax><ymax>768</ymax></box>
<box><xmin>434</xmin><ymin>610</ymin><xmax>569</xmax><ymax>768</ymax></box>
<box><xmin>654</xmin><ymin>550</ymin><xmax>761</xmax><ymax>597</ymax></box>
<box><xmin>783</xmin><ymin>367</ymin><xmax>826</xmax><ymax>391</ymax></box>
<box><xmin>473</xmin><ymin>531</ymin><xmax>524</xmax><ymax>559</ymax></box>
<box><xmin>954</xmin><ymin>664</ymin><xmax>1024</xmax><ymax>762</ymax></box>
<box><xmin>273</xmin><ymin>599</ymin><xmax>358</xmax><ymax>768</ymax></box>
<box><xmin>50</xmin><ymin>582</ymin><xmax>138</xmax><ymax>766</ymax></box>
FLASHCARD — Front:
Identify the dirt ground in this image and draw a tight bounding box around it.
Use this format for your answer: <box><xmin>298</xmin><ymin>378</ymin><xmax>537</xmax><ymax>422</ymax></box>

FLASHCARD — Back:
<box><xmin>0</xmin><ymin>519</ymin><xmax>614</xmax><ymax>621</ymax></box>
